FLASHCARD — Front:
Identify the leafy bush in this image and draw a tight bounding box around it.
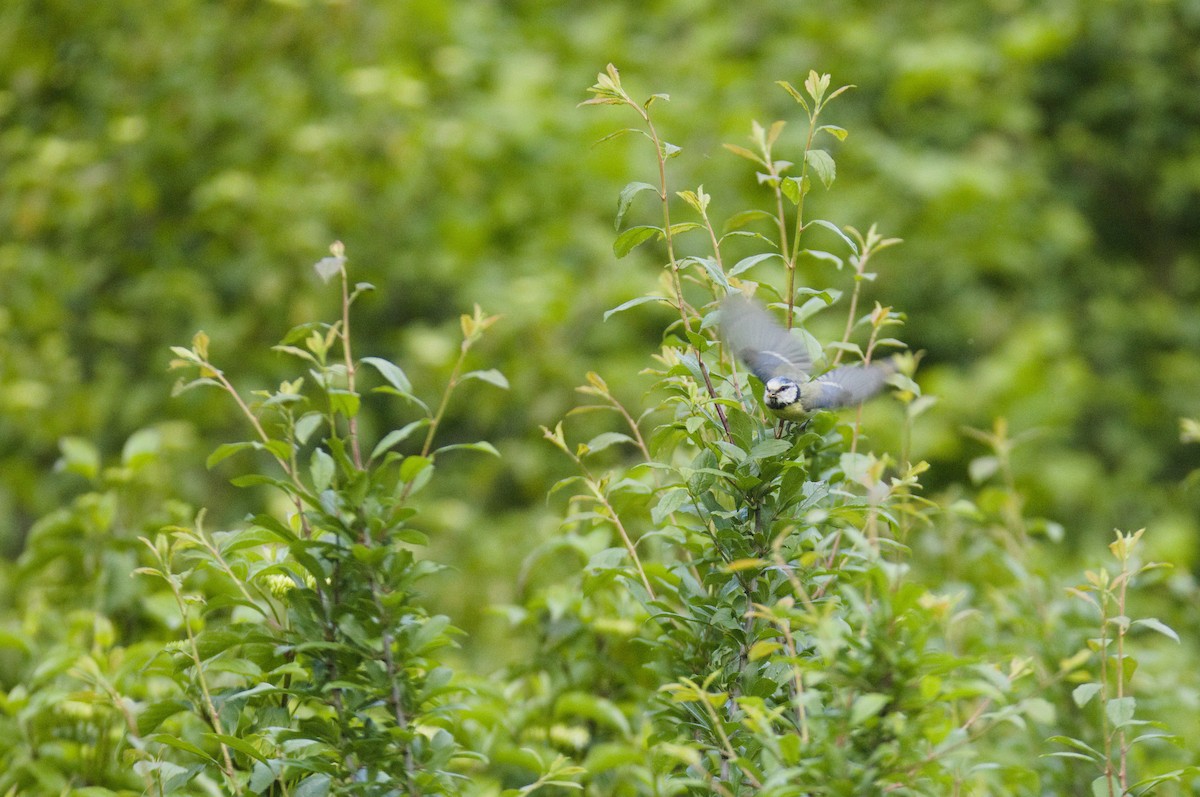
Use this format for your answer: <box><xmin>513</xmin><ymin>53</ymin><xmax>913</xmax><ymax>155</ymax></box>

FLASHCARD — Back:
<box><xmin>3</xmin><ymin>42</ymin><xmax>1200</xmax><ymax>796</ymax></box>
<box><xmin>485</xmin><ymin>66</ymin><xmax>1199</xmax><ymax>796</ymax></box>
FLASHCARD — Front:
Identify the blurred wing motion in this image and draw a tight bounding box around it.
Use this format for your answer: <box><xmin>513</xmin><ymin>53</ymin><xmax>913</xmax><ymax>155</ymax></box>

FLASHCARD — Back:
<box><xmin>802</xmin><ymin>361</ymin><xmax>896</xmax><ymax>411</ymax></box>
<box><xmin>720</xmin><ymin>294</ymin><xmax>811</xmax><ymax>381</ymax></box>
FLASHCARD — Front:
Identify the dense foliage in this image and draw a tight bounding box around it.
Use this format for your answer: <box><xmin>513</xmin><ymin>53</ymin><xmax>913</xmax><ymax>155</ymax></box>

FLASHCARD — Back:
<box><xmin>3</xmin><ymin>1</ymin><xmax>1200</xmax><ymax>794</ymax></box>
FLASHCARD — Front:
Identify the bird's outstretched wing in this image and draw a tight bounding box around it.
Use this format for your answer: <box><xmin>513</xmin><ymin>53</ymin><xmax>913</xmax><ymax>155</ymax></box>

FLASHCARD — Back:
<box><xmin>720</xmin><ymin>294</ymin><xmax>812</xmax><ymax>382</ymax></box>
<box><xmin>803</xmin><ymin>361</ymin><xmax>895</xmax><ymax>410</ymax></box>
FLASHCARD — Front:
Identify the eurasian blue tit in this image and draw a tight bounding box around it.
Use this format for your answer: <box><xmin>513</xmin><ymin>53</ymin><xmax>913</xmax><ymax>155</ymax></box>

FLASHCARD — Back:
<box><xmin>720</xmin><ymin>294</ymin><xmax>894</xmax><ymax>420</ymax></box>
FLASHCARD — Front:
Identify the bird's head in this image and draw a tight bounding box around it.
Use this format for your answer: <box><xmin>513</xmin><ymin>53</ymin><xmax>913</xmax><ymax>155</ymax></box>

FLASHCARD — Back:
<box><xmin>763</xmin><ymin>376</ymin><xmax>800</xmax><ymax>410</ymax></box>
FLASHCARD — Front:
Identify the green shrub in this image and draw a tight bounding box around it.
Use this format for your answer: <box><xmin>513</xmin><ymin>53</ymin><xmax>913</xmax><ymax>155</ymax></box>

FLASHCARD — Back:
<box><xmin>3</xmin><ymin>60</ymin><xmax>1198</xmax><ymax>797</ymax></box>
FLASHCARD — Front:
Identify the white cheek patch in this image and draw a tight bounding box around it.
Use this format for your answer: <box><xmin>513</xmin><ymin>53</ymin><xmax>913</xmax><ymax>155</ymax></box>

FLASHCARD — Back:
<box><xmin>764</xmin><ymin>381</ymin><xmax>797</xmax><ymax>409</ymax></box>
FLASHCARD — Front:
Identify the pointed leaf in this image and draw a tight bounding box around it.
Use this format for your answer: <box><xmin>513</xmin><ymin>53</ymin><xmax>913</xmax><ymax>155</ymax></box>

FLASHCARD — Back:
<box><xmin>310</xmin><ymin>448</ymin><xmax>335</xmax><ymax>492</ymax></box>
<box><xmin>616</xmin><ymin>182</ymin><xmax>659</xmax><ymax>230</ymax></box>
<box><xmin>205</xmin><ymin>733</ymin><xmax>270</xmax><ymax>764</ymax></box>
<box><xmin>780</xmin><ymin>175</ymin><xmax>803</xmax><ymax>205</ymax></box>
<box><xmin>206</xmin><ymin>442</ymin><xmax>256</xmax><ymax>469</ymax></box>
<box><xmin>1072</xmin><ymin>683</ymin><xmax>1102</xmax><ymax>708</ymax></box>
<box><xmin>651</xmin><ymin>488</ymin><xmax>689</xmax><ymax>525</ymax></box>
<box><xmin>807</xmin><ymin>219</ymin><xmax>858</xmax><ymax>254</ymax></box>
<box><xmin>461</xmin><ymin>369</ymin><xmax>509</xmax><ymax>389</ymax></box>
<box><xmin>775</xmin><ymin>80</ymin><xmax>810</xmax><ymax>112</ymax></box>
<box><xmin>435</xmin><ymin>441</ymin><xmax>501</xmax><ymax>458</ymax></box>
<box><xmin>581</xmin><ymin>432</ymin><xmax>635</xmax><ymax>455</ymax></box>
<box><xmin>723</xmin><ymin>143</ymin><xmax>764</xmax><ymax>165</ymax></box>
<box><xmin>667</xmin><ymin>222</ymin><xmax>702</xmax><ymax>236</ymax></box>
<box><xmin>1106</xmin><ymin>696</ymin><xmax>1136</xmax><ymax>728</ymax></box>
<box><xmin>399</xmin><ymin>455</ymin><xmax>432</xmax><ymax>483</ymax></box>
<box><xmin>729</xmin><ymin>252</ymin><xmax>782</xmax><ymax>277</ymax></box>
<box><xmin>805</xmin><ymin>149</ymin><xmax>836</xmax><ymax>188</ymax></box>
<box><xmin>818</xmin><ymin>124</ymin><xmax>849</xmax><ymax>141</ymax></box>
<box><xmin>851</xmin><ymin>693</ymin><xmax>891</xmax><ymax>724</ymax></box>
<box><xmin>603</xmin><ymin>295</ymin><xmax>668</xmax><ymax>321</ymax></box>
<box><xmin>360</xmin><ymin>357</ymin><xmax>412</xmax><ymax>394</ymax></box>
<box><xmin>370</xmin><ymin>420</ymin><xmax>430</xmax><ymax>462</ymax></box>
<box><xmin>57</xmin><ymin>437</ymin><xmax>100</xmax><ymax>480</ymax></box>
<box><xmin>723</xmin><ymin>208</ymin><xmax>776</xmax><ymax>232</ymax></box>
<box><xmin>613</xmin><ymin>225</ymin><xmax>662</xmax><ymax>258</ymax></box>
<box><xmin>1133</xmin><ymin>617</ymin><xmax>1180</xmax><ymax>643</ymax></box>
<box><xmin>137</xmin><ymin>699</ymin><xmax>192</xmax><ymax>736</ymax></box>
<box><xmin>1047</xmin><ymin>735</ymin><xmax>1103</xmax><ymax>760</ymax></box>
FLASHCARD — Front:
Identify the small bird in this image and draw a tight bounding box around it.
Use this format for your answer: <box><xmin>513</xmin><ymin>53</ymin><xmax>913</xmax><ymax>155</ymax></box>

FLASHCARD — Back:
<box><xmin>720</xmin><ymin>293</ymin><xmax>894</xmax><ymax>420</ymax></box>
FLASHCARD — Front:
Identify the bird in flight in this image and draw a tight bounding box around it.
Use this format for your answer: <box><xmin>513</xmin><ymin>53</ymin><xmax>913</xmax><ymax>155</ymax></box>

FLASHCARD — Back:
<box><xmin>720</xmin><ymin>293</ymin><xmax>894</xmax><ymax>421</ymax></box>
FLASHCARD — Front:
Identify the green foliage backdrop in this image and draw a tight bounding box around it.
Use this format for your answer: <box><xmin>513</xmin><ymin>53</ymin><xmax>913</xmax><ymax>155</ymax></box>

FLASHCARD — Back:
<box><xmin>3</xmin><ymin>0</ymin><xmax>1200</xmax><ymax>793</ymax></box>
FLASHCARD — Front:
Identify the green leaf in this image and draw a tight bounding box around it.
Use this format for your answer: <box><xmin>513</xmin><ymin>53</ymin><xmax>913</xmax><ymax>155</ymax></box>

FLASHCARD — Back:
<box><xmin>549</xmin><ymin>475</ymin><xmax>583</xmax><ymax>498</ymax></box>
<box><xmin>1129</xmin><ymin>769</ymin><xmax>1195</xmax><ymax>791</ymax></box>
<box><xmin>748</xmin><ymin>640</ymin><xmax>783</xmax><ymax>661</ymax></box>
<box><xmin>683</xmin><ymin>256</ymin><xmax>727</xmax><ymax>290</ymax></box>
<box><xmin>805</xmin><ymin>148</ymin><xmax>836</xmax><ymax>187</ymax></box>
<box><xmin>1047</xmin><ymin>735</ymin><xmax>1103</xmax><ymax>760</ymax></box>
<box><xmin>397</xmin><ymin>528</ymin><xmax>430</xmax><ymax>546</ymax></box>
<box><xmin>651</xmin><ymin>488</ymin><xmax>689</xmax><ymax>525</ymax></box>
<box><xmin>1106</xmin><ymin>696</ymin><xmax>1136</xmax><ymax>728</ymax></box>
<box><xmin>776</xmin><ymin>79</ymin><xmax>810</xmax><ymax>111</ymax></box>
<box><xmin>581</xmin><ymin>432</ymin><xmax>634</xmax><ymax>455</ymax></box>
<box><xmin>137</xmin><ymin>698</ymin><xmax>191</xmax><ymax>736</ymax></box>
<box><xmin>723</xmin><ymin>208</ymin><xmax>776</xmax><ymax>232</ymax></box>
<box><xmin>603</xmin><ymin>295</ymin><xmax>669</xmax><ymax>321</ymax></box>
<box><xmin>583</xmin><ymin>743</ymin><xmax>642</xmax><ymax>774</ymax></box>
<box><xmin>310</xmin><ymin>448</ymin><xmax>335</xmax><ymax>492</ymax></box>
<box><xmin>122</xmin><ymin>427</ymin><xmax>162</xmax><ymax>468</ymax></box>
<box><xmin>723</xmin><ymin>142</ymin><xmax>764</xmax><ymax>165</ymax></box>
<box><xmin>327</xmin><ymin>388</ymin><xmax>360</xmax><ymax>418</ymax></box>
<box><xmin>370</xmin><ymin>419</ymin><xmax>430</xmax><ymax>461</ymax></box>
<box><xmin>171</xmin><ymin>376</ymin><xmax>223</xmax><ymax>396</ymax></box>
<box><xmin>797</xmin><ymin>248</ymin><xmax>844</xmax><ymax>270</ymax></box>
<box><xmin>1045</xmin><ymin>751</ymin><xmax>1101</xmax><ymax>763</ymax></box>
<box><xmin>806</xmin><ymin>219</ymin><xmax>859</xmax><ymax>253</ymax></box>
<box><xmin>205</xmin><ymin>733</ymin><xmax>270</xmax><ymax>765</ymax></box>
<box><xmin>400</xmin><ymin>455</ymin><xmax>433</xmax><ymax>483</ymax></box>
<box><xmin>613</xmin><ymin>225</ymin><xmax>662</xmax><ymax>258</ymax></box>
<box><xmin>229</xmin><ymin>473</ymin><xmax>293</xmax><ymax>490</ymax></box>
<box><xmin>145</xmin><ymin>733</ymin><xmax>219</xmax><ymax>763</ymax></box>
<box><xmin>616</xmin><ymin>181</ymin><xmax>659</xmax><ymax>230</ymax></box>
<box><xmin>1133</xmin><ymin>617</ymin><xmax>1180</xmax><ymax>643</ymax></box>
<box><xmin>249</xmin><ymin>761</ymin><xmax>280</xmax><ymax>792</ymax></box>
<box><xmin>729</xmin><ymin>252</ymin><xmax>782</xmax><ymax>277</ymax></box>
<box><xmin>57</xmin><ymin>436</ymin><xmax>100</xmax><ymax>480</ymax></box>
<box><xmin>667</xmin><ymin>222</ymin><xmax>702</xmax><ymax>237</ymax></box>
<box><xmin>436</xmin><ymin>440</ymin><xmax>501</xmax><ymax>457</ymax></box>
<box><xmin>818</xmin><ymin>124</ymin><xmax>848</xmax><ymax>141</ymax></box>
<box><xmin>748</xmin><ymin>439</ymin><xmax>792</xmax><ymax>460</ymax></box>
<box><xmin>968</xmin><ymin>455</ymin><xmax>999</xmax><ymax>484</ymax></box>
<box><xmin>794</xmin><ymin>294</ymin><xmax>835</xmax><ymax>323</ymax></box>
<box><xmin>850</xmin><ymin>693</ymin><xmax>890</xmax><ymax>724</ymax></box>
<box><xmin>295</xmin><ymin>774</ymin><xmax>332</xmax><ymax>797</ymax></box>
<box><xmin>206</xmin><ymin>441</ymin><xmax>256</xmax><ymax>469</ymax></box>
<box><xmin>360</xmin><ymin>356</ymin><xmax>412</xmax><ymax>394</ymax></box>
<box><xmin>780</xmin><ymin>175</ymin><xmax>803</xmax><ymax>205</ymax></box>
<box><xmin>1072</xmin><ymin>683</ymin><xmax>1102</xmax><ymax>708</ymax></box>
<box><xmin>588</xmin><ymin>547</ymin><xmax>630</xmax><ymax>570</ymax></box>
<box><xmin>271</xmin><ymin>344</ymin><xmax>318</xmax><ymax>364</ymax></box>
<box><xmin>295</xmin><ymin>412</ymin><xmax>324</xmax><ymax>445</ymax></box>
<box><xmin>461</xmin><ymin>368</ymin><xmax>509</xmax><ymax>389</ymax></box>
<box><xmin>554</xmin><ymin>692</ymin><xmax>631</xmax><ymax>736</ymax></box>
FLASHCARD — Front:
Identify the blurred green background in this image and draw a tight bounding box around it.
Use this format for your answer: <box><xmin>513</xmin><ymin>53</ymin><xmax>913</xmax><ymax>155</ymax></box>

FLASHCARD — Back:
<box><xmin>3</xmin><ymin>0</ymin><xmax>1200</xmax><ymax>655</ymax></box>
